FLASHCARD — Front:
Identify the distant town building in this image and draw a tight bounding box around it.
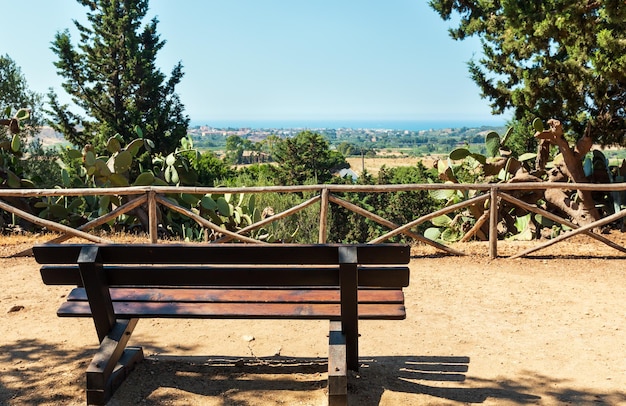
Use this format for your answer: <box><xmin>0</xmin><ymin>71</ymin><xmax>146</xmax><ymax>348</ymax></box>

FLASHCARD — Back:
<box><xmin>337</xmin><ymin>168</ymin><xmax>358</xmax><ymax>181</ymax></box>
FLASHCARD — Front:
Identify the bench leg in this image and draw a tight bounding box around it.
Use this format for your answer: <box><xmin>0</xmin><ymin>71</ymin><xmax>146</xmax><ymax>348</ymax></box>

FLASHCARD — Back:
<box><xmin>85</xmin><ymin>318</ymin><xmax>143</xmax><ymax>405</ymax></box>
<box><xmin>328</xmin><ymin>321</ymin><xmax>348</xmax><ymax>406</ymax></box>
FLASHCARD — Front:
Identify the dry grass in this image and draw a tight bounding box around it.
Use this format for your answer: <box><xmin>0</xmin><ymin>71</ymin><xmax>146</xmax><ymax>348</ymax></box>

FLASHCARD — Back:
<box><xmin>346</xmin><ymin>155</ymin><xmax>437</xmax><ymax>175</ymax></box>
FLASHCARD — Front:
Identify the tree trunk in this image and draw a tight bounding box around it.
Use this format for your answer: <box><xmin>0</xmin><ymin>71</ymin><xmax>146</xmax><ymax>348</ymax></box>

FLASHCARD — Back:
<box><xmin>534</xmin><ymin>119</ymin><xmax>600</xmax><ymax>226</ymax></box>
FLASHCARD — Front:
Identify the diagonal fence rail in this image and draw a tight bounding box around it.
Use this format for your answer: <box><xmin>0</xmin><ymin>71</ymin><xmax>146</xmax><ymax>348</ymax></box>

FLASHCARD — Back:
<box><xmin>0</xmin><ymin>182</ymin><xmax>625</xmax><ymax>259</ymax></box>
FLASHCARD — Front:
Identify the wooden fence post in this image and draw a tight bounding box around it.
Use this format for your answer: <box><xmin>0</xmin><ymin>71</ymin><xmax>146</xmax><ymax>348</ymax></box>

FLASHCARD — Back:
<box><xmin>148</xmin><ymin>190</ymin><xmax>158</xmax><ymax>243</ymax></box>
<box><xmin>489</xmin><ymin>186</ymin><xmax>498</xmax><ymax>259</ymax></box>
<box><xmin>319</xmin><ymin>188</ymin><xmax>330</xmax><ymax>243</ymax></box>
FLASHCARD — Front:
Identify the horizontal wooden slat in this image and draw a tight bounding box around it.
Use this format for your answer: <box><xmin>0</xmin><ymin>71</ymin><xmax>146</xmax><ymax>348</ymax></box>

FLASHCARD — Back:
<box><xmin>33</xmin><ymin>243</ymin><xmax>411</xmax><ymax>265</ymax></box>
<box><xmin>38</xmin><ymin>244</ymin><xmax>409</xmax><ymax>323</ymax></box>
<box><xmin>41</xmin><ymin>265</ymin><xmax>409</xmax><ymax>287</ymax></box>
<box><xmin>66</xmin><ymin>287</ymin><xmax>405</xmax><ymax>304</ymax></box>
<box><xmin>57</xmin><ymin>301</ymin><xmax>406</xmax><ymax>320</ymax></box>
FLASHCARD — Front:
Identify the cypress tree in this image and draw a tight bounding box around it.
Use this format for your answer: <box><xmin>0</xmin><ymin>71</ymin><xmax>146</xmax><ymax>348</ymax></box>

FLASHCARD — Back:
<box><xmin>48</xmin><ymin>0</ymin><xmax>189</xmax><ymax>154</ymax></box>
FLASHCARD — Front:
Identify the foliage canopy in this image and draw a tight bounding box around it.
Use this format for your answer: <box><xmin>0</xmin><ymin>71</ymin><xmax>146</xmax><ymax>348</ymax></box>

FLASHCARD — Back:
<box><xmin>0</xmin><ymin>55</ymin><xmax>43</xmax><ymax>139</ymax></box>
<box><xmin>429</xmin><ymin>0</ymin><xmax>626</xmax><ymax>145</ymax></box>
<box><xmin>47</xmin><ymin>0</ymin><xmax>189</xmax><ymax>154</ymax></box>
<box><xmin>270</xmin><ymin>130</ymin><xmax>348</xmax><ymax>185</ymax></box>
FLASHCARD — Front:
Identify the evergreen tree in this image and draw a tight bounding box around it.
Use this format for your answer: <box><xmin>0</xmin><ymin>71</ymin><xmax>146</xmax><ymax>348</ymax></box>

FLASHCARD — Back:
<box><xmin>271</xmin><ymin>131</ymin><xmax>347</xmax><ymax>185</ymax></box>
<box><xmin>224</xmin><ymin>135</ymin><xmax>249</xmax><ymax>164</ymax></box>
<box><xmin>0</xmin><ymin>55</ymin><xmax>43</xmax><ymax>139</ymax></box>
<box><xmin>47</xmin><ymin>0</ymin><xmax>189</xmax><ymax>154</ymax></box>
<box><xmin>429</xmin><ymin>0</ymin><xmax>626</xmax><ymax>145</ymax></box>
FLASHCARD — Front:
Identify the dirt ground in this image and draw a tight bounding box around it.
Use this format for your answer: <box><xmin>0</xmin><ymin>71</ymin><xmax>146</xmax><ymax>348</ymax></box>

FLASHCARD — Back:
<box><xmin>2</xmin><ymin>233</ymin><xmax>626</xmax><ymax>405</ymax></box>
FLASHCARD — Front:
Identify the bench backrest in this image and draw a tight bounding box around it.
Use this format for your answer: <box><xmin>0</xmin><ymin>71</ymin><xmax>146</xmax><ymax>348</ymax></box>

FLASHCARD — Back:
<box><xmin>34</xmin><ymin>243</ymin><xmax>411</xmax><ymax>289</ymax></box>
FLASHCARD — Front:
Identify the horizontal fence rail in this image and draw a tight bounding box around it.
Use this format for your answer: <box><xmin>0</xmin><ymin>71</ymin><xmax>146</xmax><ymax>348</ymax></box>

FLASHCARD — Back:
<box><xmin>0</xmin><ymin>182</ymin><xmax>625</xmax><ymax>259</ymax></box>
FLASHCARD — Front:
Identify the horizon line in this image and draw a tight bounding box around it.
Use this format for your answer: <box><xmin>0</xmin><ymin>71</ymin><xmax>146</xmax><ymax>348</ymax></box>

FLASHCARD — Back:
<box><xmin>189</xmin><ymin>117</ymin><xmax>509</xmax><ymax>131</ymax></box>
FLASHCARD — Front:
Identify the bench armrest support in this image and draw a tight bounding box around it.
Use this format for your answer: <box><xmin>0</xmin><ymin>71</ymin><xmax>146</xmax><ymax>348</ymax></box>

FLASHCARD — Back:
<box><xmin>338</xmin><ymin>246</ymin><xmax>359</xmax><ymax>371</ymax></box>
<box><xmin>78</xmin><ymin>246</ymin><xmax>116</xmax><ymax>342</ymax></box>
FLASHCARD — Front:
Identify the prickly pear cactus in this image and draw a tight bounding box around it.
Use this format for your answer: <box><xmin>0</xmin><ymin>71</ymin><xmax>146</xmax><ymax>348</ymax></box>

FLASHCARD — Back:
<box><xmin>0</xmin><ymin>108</ymin><xmax>34</xmax><ymax>188</ymax></box>
<box><xmin>77</xmin><ymin>134</ymin><xmax>155</xmax><ymax>187</ymax></box>
<box><xmin>153</xmin><ymin>135</ymin><xmax>199</xmax><ymax>186</ymax></box>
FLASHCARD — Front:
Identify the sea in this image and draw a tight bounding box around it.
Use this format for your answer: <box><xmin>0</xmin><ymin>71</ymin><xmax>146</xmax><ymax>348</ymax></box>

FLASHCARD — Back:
<box><xmin>190</xmin><ymin>118</ymin><xmax>508</xmax><ymax>131</ymax></box>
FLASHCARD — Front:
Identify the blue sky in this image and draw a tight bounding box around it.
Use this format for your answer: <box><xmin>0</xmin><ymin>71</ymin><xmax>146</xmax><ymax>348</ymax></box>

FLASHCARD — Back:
<box><xmin>3</xmin><ymin>1</ymin><xmax>508</xmax><ymax>127</ymax></box>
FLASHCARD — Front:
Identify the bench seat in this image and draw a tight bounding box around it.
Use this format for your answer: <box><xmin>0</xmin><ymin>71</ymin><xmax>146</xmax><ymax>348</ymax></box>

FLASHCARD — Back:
<box><xmin>58</xmin><ymin>287</ymin><xmax>406</xmax><ymax>319</ymax></box>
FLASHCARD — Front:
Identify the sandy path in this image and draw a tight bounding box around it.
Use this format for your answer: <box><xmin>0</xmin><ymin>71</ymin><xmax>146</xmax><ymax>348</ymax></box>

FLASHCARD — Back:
<box><xmin>2</xmin><ymin>237</ymin><xmax>626</xmax><ymax>405</ymax></box>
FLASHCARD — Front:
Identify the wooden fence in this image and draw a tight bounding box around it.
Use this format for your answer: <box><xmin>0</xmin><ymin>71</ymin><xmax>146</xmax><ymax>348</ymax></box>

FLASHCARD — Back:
<box><xmin>1</xmin><ymin>182</ymin><xmax>625</xmax><ymax>259</ymax></box>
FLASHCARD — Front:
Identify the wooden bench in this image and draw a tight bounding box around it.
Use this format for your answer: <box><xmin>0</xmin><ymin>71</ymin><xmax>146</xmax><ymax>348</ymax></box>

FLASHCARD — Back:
<box><xmin>33</xmin><ymin>243</ymin><xmax>410</xmax><ymax>406</ymax></box>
